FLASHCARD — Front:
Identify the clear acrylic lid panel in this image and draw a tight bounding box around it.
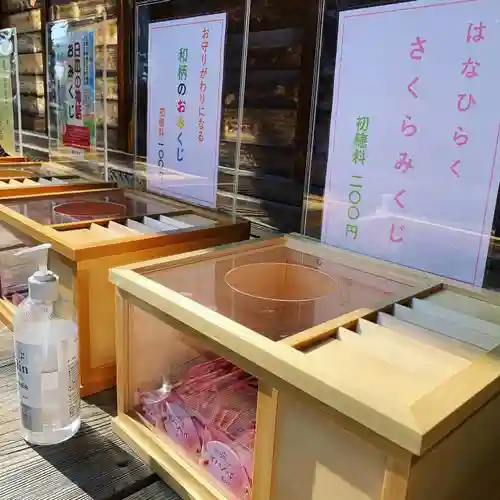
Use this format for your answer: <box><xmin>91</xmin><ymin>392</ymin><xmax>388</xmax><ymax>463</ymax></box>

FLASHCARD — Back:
<box><xmin>46</xmin><ymin>15</ymin><xmax>108</xmax><ymax>177</ymax></box>
<box><xmin>301</xmin><ymin>0</ymin><xmax>500</xmax><ymax>290</ymax></box>
<box><xmin>134</xmin><ymin>0</ymin><xmax>248</xmax><ymax>215</ymax></box>
<box><xmin>1</xmin><ymin>190</ymin><xmax>173</xmax><ymax>225</ymax></box>
<box><xmin>0</xmin><ymin>28</ymin><xmax>23</xmax><ymax>156</ymax></box>
<box><xmin>143</xmin><ymin>243</ymin><xmax>411</xmax><ymax>341</ymax></box>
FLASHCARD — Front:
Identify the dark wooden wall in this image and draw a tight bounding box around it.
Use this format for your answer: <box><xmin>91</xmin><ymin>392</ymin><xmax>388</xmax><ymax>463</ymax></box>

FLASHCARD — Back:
<box><xmin>125</xmin><ymin>0</ymin><xmax>414</xmax><ymax>232</ymax></box>
<box><xmin>1</xmin><ymin>0</ymin><xmax>415</xmax><ymax>232</ymax></box>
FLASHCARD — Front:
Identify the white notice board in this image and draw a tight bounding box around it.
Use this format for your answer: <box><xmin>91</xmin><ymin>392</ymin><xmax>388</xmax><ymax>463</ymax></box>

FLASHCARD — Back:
<box><xmin>146</xmin><ymin>13</ymin><xmax>227</xmax><ymax>208</ymax></box>
<box><xmin>321</xmin><ymin>0</ymin><xmax>500</xmax><ymax>286</ymax></box>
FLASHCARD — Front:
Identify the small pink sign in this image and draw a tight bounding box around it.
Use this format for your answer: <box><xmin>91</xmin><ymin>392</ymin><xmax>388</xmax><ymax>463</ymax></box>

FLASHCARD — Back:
<box><xmin>204</xmin><ymin>440</ymin><xmax>251</xmax><ymax>498</ymax></box>
<box><xmin>164</xmin><ymin>402</ymin><xmax>201</xmax><ymax>454</ymax></box>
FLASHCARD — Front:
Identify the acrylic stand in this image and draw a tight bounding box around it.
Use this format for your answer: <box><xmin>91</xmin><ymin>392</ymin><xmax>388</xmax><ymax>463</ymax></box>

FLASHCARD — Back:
<box><xmin>0</xmin><ymin>28</ymin><xmax>23</xmax><ymax>158</ymax></box>
<box><xmin>133</xmin><ymin>0</ymin><xmax>248</xmax><ymax>219</ymax></box>
<box><xmin>46</xmin><ymin>14</ymin><xmax>108</xmax><ymax>179</ymax></box>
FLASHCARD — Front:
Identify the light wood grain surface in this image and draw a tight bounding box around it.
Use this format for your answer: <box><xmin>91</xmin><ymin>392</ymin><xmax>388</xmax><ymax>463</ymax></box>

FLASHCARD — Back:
<box><xmin>125</xmin><ymin>481</ymin><xmax>180</xmax><ymax>499</ymax></box>
<box><xmin>0</xmin><ymin>363</ymin><xmax>180</xmax><ymax>499</ymax></box>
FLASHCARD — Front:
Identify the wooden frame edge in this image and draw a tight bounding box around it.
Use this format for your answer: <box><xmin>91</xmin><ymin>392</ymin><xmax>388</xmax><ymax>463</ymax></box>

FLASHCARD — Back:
<box><xmin>0</xmin><ymin>161</ymin><xmax>42</xmax><ymax>167</ymax></box>
<box><xmin>0</xmin><ymin>186</ymin><xmax>121</xmax><ymax>202</ymax></box>
<box><xmin>0</xmin><ymin>181</ymin><xmax>117</xmax><ymax>199</ymax></box>
<box><xmin>380</xmin><ymin>454</ymin><xmax>412</xmax><ymax>500</ymax></box>
<box><xmin>71</xmin><ymin>219</ymin><xmax>251</xmax><ymax>262</ymax></box>
<box><xmin>115</xmin><ymin>289</ymin><xmax>131</xmax><ymax>414</ymax></box>
<box><xmin>0</xmin><ymin>299</ymin><xmax>15</xmax><ymax>330</ymax></box>
<box><xmin>411</xmin><ymin>344</ymin><xmax>500</xmax><ymax>453</ymax></box>
<box><xmin>252</xmin><ymin>384</ymin><xmax>279</xmax><ymax>499</ymax></box>
<box><xmin>112</xmin><ymin>414</ymin><xmax>226</xmax><ymax>500</ymax></box>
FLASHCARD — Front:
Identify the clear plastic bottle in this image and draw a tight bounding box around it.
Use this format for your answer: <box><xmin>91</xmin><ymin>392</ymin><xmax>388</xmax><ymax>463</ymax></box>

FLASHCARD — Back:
<box><xmin>13</xmin><ymin>244</ymin><xmax>80</xmax><ymax>445</ymax></box>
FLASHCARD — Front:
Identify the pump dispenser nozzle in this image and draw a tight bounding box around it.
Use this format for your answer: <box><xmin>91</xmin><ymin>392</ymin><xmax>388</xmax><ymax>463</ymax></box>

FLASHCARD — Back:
<box><xmin>14</xmin><ymin>244</ymin><xmax>58</xmax><ymax>301</ymax></box>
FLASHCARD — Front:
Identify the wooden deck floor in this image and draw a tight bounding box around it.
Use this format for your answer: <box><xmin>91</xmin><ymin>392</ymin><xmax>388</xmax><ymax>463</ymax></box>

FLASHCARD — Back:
<box><xmin>0</xmin><ymin>363</ymin><xmax>180</xmax><ymax>499</ymax></box>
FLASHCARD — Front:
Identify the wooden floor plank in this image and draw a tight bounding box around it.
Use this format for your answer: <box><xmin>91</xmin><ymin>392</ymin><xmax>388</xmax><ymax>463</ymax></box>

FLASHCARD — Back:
<box><xmin>0</xmin><ymin>364</ymin><xmax>180</xmax><ymax>500</ymax></box>
<box><xmin>0</xmin><ymin>320</ymin><xmax>13</xmax><ymax>367</ymax></box>
<box><xmin>124</xmin><ymin>480</ymin><xmax>180</xmax><ymax>499</ymax></box>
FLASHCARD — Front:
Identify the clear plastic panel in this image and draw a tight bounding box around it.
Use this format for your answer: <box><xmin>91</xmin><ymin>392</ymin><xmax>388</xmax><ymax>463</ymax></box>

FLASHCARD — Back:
<box><xmin>0</xmin><ymin>225</ymin><xmax>37</xmax><ymax>308</ymax></box>
<box><xmin>143</xmin><ymin>243</ymin><xmax>411</xmax><ymax>341</ymax></box>
<box><xmin>0</xmin><ymin>163</ymin><xmax>70</xmax><ymax>178</ymax></box>
<box><xmin>0</xmin><ymin>28</ymin><xmax>23</xmax><ymax>157</ymax></box>
<box><xmin>233</xmin><ymin>0</ymin><xmax>324</xmax><ymax>233</ymax></box>
<box><xmin>49</xmin><ymin>1</ymin><xmax>123</xmax><ymax>173</ymax></box>
<box><xmin>0</xmin><ymin>322</ymin><xmax>14</xmax><ymax>368</ymax></box>
<box><xmin>0</xmin><ymin>244</ymin><xmax>36</xmax><ymax>301</ymax></box>
<box><xmin>46</xmin><ymin>14</ymin><xmax>108</xmax><ymax>179</ymax></box>
<box><xmin>1</xmin><ymin>189</ymin><xmax>177</xmax><ymax>225</ymax></box>
<box><xmin>133</xmin><ymin>0</ymin><xmax>250</xmax><ymax>217</ymax></box>
<box><xmin>128</xmin><ymin>304</ymin><xmax>256</xmax><ymax>499</ymax></box>
<box><xmin>301</xmin><ymin>0</ymin><xmax>500</xmax><ymax>290</ymax></box>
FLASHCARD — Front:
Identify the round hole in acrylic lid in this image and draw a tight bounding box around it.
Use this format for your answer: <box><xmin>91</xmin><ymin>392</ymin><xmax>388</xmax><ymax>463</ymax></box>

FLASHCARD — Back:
<box><xmin>224</xmin><ymin>262</ymin><xmax>338</xmax><ymax>302</ymax></box>
<box><xmin>0</xmin><ymin>169</ymin><xmax>33</xmax><ymax>178</ymax></box>
<box><xmin>52</xmin><ymin>200</ymin><xmax>127</xmax><ymax>222</ymax></box>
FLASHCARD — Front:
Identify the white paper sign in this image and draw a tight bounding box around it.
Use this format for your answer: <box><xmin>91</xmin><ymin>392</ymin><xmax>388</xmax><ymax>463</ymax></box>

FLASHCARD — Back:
<box><xmin>146</xmin><ymin>13</ymin><xmax>227</xmax><ymax>208</ymax></box>
<box><xmin>322</xmin><ymin>0</ymin><xmax>500</xmax><ymax>286</ymax></box>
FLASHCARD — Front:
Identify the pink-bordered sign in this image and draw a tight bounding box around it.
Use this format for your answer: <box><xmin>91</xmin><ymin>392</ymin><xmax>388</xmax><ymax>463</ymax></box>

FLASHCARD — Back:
<box><xmin>322</xmin><ymin>0</ymin><xmax>500</xmax><ymax>286</ymax></box>
<box><xmin>146</xmin><ymin>13</ymin><xmax>227</xmax><ymax>209</ymax></box>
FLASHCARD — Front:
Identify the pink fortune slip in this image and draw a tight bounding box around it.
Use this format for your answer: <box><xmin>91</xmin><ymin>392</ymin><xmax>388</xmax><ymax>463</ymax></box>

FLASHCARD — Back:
<box><xmin>138</xmin><ymin>357</ymin><xmax>257</xmax><ymax>498</ymax></box>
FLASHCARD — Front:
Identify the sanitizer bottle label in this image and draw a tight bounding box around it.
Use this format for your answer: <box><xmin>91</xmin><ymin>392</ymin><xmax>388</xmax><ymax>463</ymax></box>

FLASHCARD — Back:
<box><xmin>15</xmin><ymin>323</ymin><xmax>79</xmax><ymax>433</ymax></box>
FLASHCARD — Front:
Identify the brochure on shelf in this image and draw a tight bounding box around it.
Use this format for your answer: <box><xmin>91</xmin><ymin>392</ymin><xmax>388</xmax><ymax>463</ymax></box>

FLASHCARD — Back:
<box><xmin>0</xmin><ymin>28</ymin><xmax>22</xmax><ymax>157</ymax></box>
<box><xmin>46</xmin><ymin>15</ymin><xmax>107</xmax><ymax>178</ymax></box>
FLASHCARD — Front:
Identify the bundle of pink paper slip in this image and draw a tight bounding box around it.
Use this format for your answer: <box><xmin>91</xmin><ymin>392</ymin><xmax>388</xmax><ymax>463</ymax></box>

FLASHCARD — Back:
<box><xmin>137</xmin><ymin>358</ymin><xmax>258</xmax><ymax>499</ymax></box>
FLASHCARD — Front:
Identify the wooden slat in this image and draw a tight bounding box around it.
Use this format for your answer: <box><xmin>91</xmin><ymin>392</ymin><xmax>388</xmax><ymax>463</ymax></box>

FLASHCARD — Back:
<box><xmin>411</xmin><ymin>298</ymin><xmax>500</xmax><ymax>339</ymax></box>
<box><xmin>393</xmin><ymin>304</ymin><xmax>500</xmax><ymax>351</ymax></box>
<box><xmin>424</xmin><ymin>290</ymin><xmax>500</xmax><ymax>325</ymax></box>
<box><xmin>124</xmin><ymin>480</ymin><xmax>180</xmax><ymax>499</ymax></box>
<box><xmin>376</xmin><ymin>312</ymin><xmax>483</xmax><ymax>361</ymax></box>
<box><xmin>0</xmin><ymin>364</ymin><xmax>173</xmax><ymax>500</ymax></box>
<box><xmin>0</xmin><ymin>319</ymin><xmax>12</xmax><ymax>367</ymax></box>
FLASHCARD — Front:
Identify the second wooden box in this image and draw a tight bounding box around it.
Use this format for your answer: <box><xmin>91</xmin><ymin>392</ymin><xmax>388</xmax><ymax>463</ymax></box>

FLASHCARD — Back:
<box><xmin>0</xmin><ymin>187</ymin><xmax>250</xmax><ymax>395</ymax></box>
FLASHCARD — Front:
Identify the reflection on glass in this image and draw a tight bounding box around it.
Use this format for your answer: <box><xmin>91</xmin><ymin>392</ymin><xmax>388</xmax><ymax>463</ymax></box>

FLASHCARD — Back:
<box><xmin>134</xmin><ymin>0</ymin><xmax>248</xmax><ymax>215</ymax></box>
<box><xmin>46</xmin><ymin>14</ymin><xmax>108</xmax><ymax>178</ymax></box>
<box><xmin>145</xmin><ymin>245</ymin><xmax>410</xmax><ymax>340</ymax></box>
<box><xmin>0</xmin><ymin>27</ymin><xmax>23</xmax><ymax>157</ymax></box>
<box><xmin>302</xmin><ymin>0</ymin><xmax>500</xmax><ymax>292</ymax></box>
<box><xmin>129</xmin><ymin>304</ymin><xmax>256</xmax><ymax>499</ymax></box>
<box><xmin>2</xmin><ymin>189</ymin><xmax>175</xmax><ymax>224</ymax></box>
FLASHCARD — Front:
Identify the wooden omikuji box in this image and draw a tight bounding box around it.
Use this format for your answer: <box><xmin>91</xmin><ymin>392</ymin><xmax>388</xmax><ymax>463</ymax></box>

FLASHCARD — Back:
<box><xmin>0</xmin><ymin>187</ymin><xmax>250</xmax><ymax>396</ymax></box>
<box><xmin>110</xmin><ymin>235</ymin><xmax>500</xmax><ymax>500</ymax></box>
<box><xmin>0</xmin><ymin>161</ymin><xmax>80</xmax><ymax>179</ymax></box>
<box><xmin>0</xmin><ymin>160</ymin><xmax>45</xmax><ymax>170</ymax></box>
<box><xmin>0</xmin><ymin>175</ymin><xmax>115</xmax><ymax>197</ymax></box>
<box><xmin>0</xmin><ymin>156</ymin><xmax>29</xmax><ymax>163</ymax></box>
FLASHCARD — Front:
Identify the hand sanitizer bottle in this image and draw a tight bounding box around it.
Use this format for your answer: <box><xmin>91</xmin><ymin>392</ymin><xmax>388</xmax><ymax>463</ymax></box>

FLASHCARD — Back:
<box><xmin>13</xmin><ymin>244</ymin><xmax>80</xmax><ymax>445</ymax></box>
